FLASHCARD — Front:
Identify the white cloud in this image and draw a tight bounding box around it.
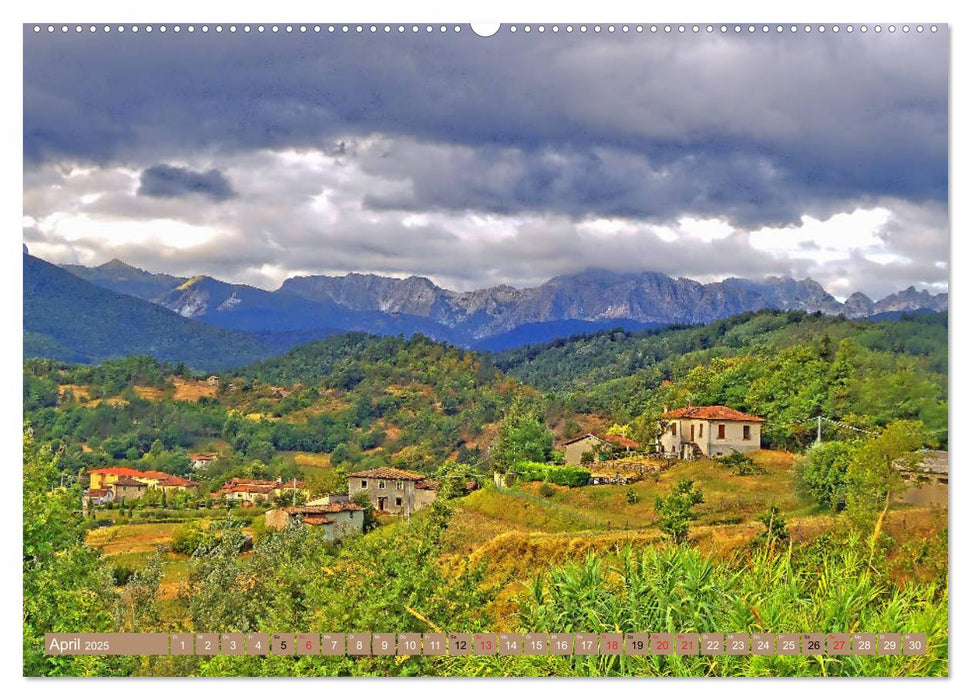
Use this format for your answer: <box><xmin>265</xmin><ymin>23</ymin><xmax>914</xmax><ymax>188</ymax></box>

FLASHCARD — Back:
<box><xmin>22</xmin><ymin>145</ymin><xmax>947</xmax><ymax>299</ymax></box>
<box><xmin>749</xmin><ymin>208</ymin><xmax>894</xmax><ymax>263</ymax></box>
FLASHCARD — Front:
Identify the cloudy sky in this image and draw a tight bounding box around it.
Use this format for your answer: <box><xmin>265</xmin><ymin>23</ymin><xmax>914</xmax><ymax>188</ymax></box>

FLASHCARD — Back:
<box><xmin>23</xmin><ymin>26</ymin><xmax>948</xmax><ymax>299</ymax></box>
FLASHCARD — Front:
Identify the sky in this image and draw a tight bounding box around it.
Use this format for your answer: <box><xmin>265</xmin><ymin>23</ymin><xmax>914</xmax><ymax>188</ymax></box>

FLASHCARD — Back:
<box><xmin>22</xmin><ymin>25</ymin><xmax>949</xmax><ymax>300</ymax></box>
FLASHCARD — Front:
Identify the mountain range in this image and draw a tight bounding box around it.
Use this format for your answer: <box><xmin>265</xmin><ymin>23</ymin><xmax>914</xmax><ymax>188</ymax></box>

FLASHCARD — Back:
<box><xmin>25</xmin><ymin>250</ymin><xmax>947</xmax><ymax>367</ymax></box>
<box><xmin>63</xmin><ymin>257</ymin><xmax>947</xmax><ymax>341</ymax></box>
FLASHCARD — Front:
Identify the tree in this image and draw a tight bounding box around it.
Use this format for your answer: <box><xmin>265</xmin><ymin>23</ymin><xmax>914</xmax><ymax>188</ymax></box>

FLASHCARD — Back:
<box><xmin>845</xmin><ymin>420</ymin><xmax>928</xmax><ymax>562</ymax></box>
<box><xmin>654</xmin><ymin>479</ymin><xmax>704</xmax><ymax>544</ymax></box>
<box><xmin>351</xmin><ymin>491</ymin><xmax>379</xmax><ymax>533</ymax></box>
<box><xmin>23</xmin><ymin>430</ymin><xmax>127</xmax><ymax>676</ymax></box>
<box><xmin>629</xmin><ymin>411</ymin><xmax>663</xmax><ymax>449</ymax></box>
<box><xmin>796</xmin><ymin>440</ymin><xmax>858</xmax><ymax>510</ymax></box>
<box><xmin>490</xmin><ymin>402</ymin><xmax>554</xmax><ymax>473</ymax></box>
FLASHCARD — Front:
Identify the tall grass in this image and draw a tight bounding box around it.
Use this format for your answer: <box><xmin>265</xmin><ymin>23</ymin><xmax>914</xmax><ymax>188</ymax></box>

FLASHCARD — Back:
<box><xmin>441</xmin><ymin>535</ymin><xmax>947</xmax><ymax>677</ymax></box>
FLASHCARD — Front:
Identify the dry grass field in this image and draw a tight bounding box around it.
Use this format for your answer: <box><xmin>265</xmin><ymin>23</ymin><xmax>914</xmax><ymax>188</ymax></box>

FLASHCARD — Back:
<box><xmin>172</xmin><ymin>377</ymin><xmax>218</xmax><ymax>402</ymax></box>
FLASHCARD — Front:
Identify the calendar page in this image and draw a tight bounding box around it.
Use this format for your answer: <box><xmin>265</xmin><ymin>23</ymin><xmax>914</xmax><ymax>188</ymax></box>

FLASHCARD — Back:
<box><xmin>22</xmin><ymin>20</ymin><xmax>948</xmax><ymax>679</ymax></box>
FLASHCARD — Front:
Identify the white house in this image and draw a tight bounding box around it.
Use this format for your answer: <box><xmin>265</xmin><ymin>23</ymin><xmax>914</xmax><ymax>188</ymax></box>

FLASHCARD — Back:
<box><xmin>659</xmin><ymin>405</ymin><xmax>764</xmax><ymax>459</ymax></box>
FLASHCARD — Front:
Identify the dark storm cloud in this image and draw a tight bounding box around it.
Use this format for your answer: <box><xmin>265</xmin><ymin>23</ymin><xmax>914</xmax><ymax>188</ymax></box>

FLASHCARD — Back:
<box><xmin>23</xmin><ymin>28</ymin><xmax>947</xmax><ymax>228</ymax></box>
<box><xmin>138</xmin><ymin>164</ymin><xmax>236</xmax><ymax>201</ymax></box>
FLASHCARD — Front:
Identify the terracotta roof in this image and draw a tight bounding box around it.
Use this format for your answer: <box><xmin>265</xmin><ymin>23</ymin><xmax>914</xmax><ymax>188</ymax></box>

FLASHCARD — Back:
<box><xmin>136</xmin><ymin>470</ymin><xmax>171</xmax><ymax>479</ymax></box>
<box><xmin>283</xmin><ymin>503</ymin><xmax>363</xmax><ymax>515</ymax></box>
<box><xmin>216</xmin><ymin>484</ymin><xmax>276</xmax><ymax>495</ymax></box>
<box><xmin>158</xmin><ymin>475</ymin><xmax>200</xmax><ymax>488</ymax></box>
<box><xmin>86</xmin><ymin>488</ymin><xmax>111</xmax><ymax>498</ymax></box>
<box><xmin>415</xmin><ymin>479</ymin><xmax>440</xmax><ymax>491</ymax></box>
<box><xmin>302</xmin><ymin>515</ymin><xmax>336</xmax><ymax>526</ymax></box>
<box><xmin>111</xmin><ymin>477</ymin><xmax>147</xmax><ymax>488</ymax></box>
<box><xmin>88</xmin><ymin>467</ymin><xmax>143</xmax><ymax>477</ymax></box>
<box><xmin>661</xmin><ymin>405</ymin><xmax>765</xmax><ymax>422</ymax></box>
<box><xmin>189</xmin><ymin>454</ymin><xmax>215</xmax><ymax>460</ymax></box>
<box><xmin>225</xmin><ymin>478</ymin><xmax>279</xmax><ymax>487</ymax></box>
<box><xmin>221</xmin><ymin>478</ymin><xmax>305</xmax><ymax>490</ymax></box>
<box><xmin>348</xmin><ymin>467</ymin><xmax>426</xmax><ymax>481</ymax></box>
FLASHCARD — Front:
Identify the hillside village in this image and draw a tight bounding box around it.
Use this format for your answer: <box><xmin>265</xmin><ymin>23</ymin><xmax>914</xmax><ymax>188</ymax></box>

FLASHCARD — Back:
<box><xmin>74</xmin><ymin>398</ymin><xmax>947</xmax><ymax>548</ymax></box>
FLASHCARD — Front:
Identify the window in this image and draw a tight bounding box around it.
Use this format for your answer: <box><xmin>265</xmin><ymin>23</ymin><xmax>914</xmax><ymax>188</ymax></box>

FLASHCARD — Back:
<box><xmin>671</xmin><ymin>422</ymin><xmax>677</xmax><ymax>436</ymax></box>
<box><xmin>698</xmin><ymin>423</ymin><xmax>704</xmax><ymax>438</ymax></box>
<box><xmin>717</xmin><ymin>424</ymin><xmax>726</xmax><ymax>439</ymax></box>
<box><xmin>743</xmin><ymin>425</ymin><xmax>751</xmax><ymax>440</ymax></box>
<box><xmin>396</xmin><ymin>480</ymin><xmax>404</xmax><ymax>490</ymax></box>
<box><xmin>395</xmin><ymin>497</ymin><xmax>402</xmax><ymax>507</ymax></box>
<box><xmin>378</xmin><ymin>480</ymin><xmax>386</xmax><ymax>489</ymax></box>
<box><xmin>360</xmin><ymin>480</ymin><xmax>367</xmax><ymax>488</ymax></box>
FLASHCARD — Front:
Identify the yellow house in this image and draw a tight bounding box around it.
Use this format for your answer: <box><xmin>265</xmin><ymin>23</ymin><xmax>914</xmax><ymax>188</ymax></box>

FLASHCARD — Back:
<box><xmin>87</xmin><ymin>467</ymin><xmax>145</xmax><ymax>490</ymax></box>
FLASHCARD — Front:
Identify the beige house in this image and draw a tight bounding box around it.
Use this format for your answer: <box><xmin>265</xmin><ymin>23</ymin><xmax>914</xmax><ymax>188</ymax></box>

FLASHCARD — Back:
<box><xmin>347</xmin><ymin>467</ymin><xmax>438</xmax><ymax>516</ymax></box>
<box><xmin>659</xmin><ymin>405</ymin><xmax>764</xmax><ymax>459</ymax></box>
<box><xmin>264</xmin><ymin>501</ymin><xmax>365</xmax><ymax>540</ymax></box>
<box><xmin>563</xmin><ymin>433</ymin><xmax>641</xmax><ymax>466</ymax></box>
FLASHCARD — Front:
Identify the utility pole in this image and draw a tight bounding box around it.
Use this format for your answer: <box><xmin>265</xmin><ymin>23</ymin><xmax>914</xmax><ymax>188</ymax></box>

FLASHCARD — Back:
<box><xmin>292</xmin><ymin>476</ymin><xmax>297</xmax><ymax>507</ymax></box>
<box><xmin>816</xmin><ymin>416</ymin><xmax>822</xmax><ymax>445</ymax></box>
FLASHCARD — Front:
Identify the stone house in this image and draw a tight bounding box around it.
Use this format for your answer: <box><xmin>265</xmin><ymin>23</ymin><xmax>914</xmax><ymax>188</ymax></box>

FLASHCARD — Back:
<box><xmin>347</xmin><ymin>467</ymin><xmax>438</xmax><ymax>516</ymax></box>
<box><xmin>896</xmin><ymin>450</ymin><xmax>948</xmax><ymax>507</ymax></box>
<box><xmin>563</xmin><ymin>433</ymin><xmax>641</xmax><ymax>466</ymax></box>
<box><xmin>659</xmin><ymin>405</ymin><xmax>764</xmax><ymax>459</ymax></box>
<box><xmin>110</xmin><ymin>477</ymin><xmax>148</xmax><ymax>502</ymax></box>
<box><xmin>264</xmin><ymin>501</ymin><xmax>365</xmax><ymax>540</ymax></box>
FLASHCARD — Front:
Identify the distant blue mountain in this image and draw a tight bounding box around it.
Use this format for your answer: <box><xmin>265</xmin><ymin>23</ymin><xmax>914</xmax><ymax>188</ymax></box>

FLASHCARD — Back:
<box><xmin>47</xmin><ymin>256</ymin><xmax>948</xmax><ymax>358</ymax></box>
<box><xmin>471</xmin><ymin>319</ymin><xmax>664</xmax><ymax>352</ymax></box>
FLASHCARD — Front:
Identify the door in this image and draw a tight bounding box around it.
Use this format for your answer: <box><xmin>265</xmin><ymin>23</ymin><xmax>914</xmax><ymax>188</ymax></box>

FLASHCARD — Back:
<box><xmin>378</xmin><ymin>497</ymin><xmax>386</xmax><ymax>511</ymax></box>
<box><xmin>690</xmin><ymin>424</ymin><xmax>695</xmax><ymax>441</ymax></box>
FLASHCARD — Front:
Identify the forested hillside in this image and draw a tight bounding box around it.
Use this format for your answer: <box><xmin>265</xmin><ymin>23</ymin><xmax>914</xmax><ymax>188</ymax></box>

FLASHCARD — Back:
<box><xmin>24</xmin><ymin>253</ymin><xmax>272</xmax><ymax>369</ymax></box>
<box><xmin>494</xmin><ymin>311</ymin><xmax>948</xmax><ymax>447</ymax></box>
<box><xmin>24</xmin><ymin>336</ymin><xmax>524</xmax><ymax>485</ymax></box>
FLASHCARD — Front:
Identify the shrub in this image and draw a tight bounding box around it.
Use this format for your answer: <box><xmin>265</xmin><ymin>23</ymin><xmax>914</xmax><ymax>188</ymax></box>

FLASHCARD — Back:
<box><xmin>715</xmin><ymin>452</ymin><xmax>763</xmax><ymax>476</ymax></box>
<box><xmin>111</xmin><ymin>563</ymin><xmax>136</xmax><ymax>586</ymax></box>
<box><xmin>654</xmin><ymin>479</ymin><xmax>704</xmax><ymax>543</ymax></box>
<box><xmin>171</xmin><ymin>523</ymin><xmax>210</xmax><ymax>555</ymax></box>
<box><xmin>537</xmin><ymin>482</ymin><xmax>555</xmax><ymax>498</ymax></box>
<box><xmin>625</xmin><ymin>488</ymin><xmax>639</xmax><ymax>505</ymax></box>
<box><xmin>795</xmin><ymin>440</ymin><xmax>857</xmax><ymax>510</ymax></box>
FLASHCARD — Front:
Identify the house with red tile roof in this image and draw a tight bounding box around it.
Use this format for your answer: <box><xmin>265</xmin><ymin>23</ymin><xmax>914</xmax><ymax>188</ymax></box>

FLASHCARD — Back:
<box><xmin>264</xmin><ymin>501</ymin><xmax>365</xmax><ymax>540</ymax></box>
<box><xmin>87</xmin><ymin>467</ymin><xmax>145</xmax><ymax>490</ymax></box>
<box><xmin>562</xmin><ymin>433</ymin><xmax>642</xmax><ymax>466</ymax></box>
<box><xmin>86</xmin><ymin>466</ymin><xmax>200</xmax><ymax>495</ymax></box>
<box><xmin>659</xmin><ymin>405</ymin><xmax>764</xmax><ymax>459</ymax></box>
<box><xmin>212</xmin><ymin>477</ymin><xmax>309</xmax><ymax>505</ymax></box>
<box><xmin>189</xmin><ymin>454</ymin><xmax>217</xmax><ymax>470</ymax></box>
<box><xmin>347</xmin><ymin>467</ymin><xmax>438</xmax><ymax>516</ymax></box>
